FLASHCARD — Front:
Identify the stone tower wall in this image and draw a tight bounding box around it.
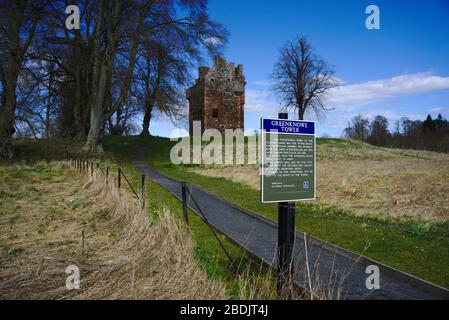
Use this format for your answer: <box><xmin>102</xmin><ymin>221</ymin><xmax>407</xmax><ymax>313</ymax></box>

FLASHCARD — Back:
<box><xmin>187</xmin><ymin>56</ymin><xmax>245</xmax><ymax>135</ymax></box>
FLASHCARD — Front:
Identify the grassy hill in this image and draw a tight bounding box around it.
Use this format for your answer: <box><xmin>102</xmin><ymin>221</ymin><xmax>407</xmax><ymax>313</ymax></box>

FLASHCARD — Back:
<box><xmin>189</xmin><ymin>138</ymin><xmax>449</xmax><ymax>222</ymax></box>
<box><xmin>5</xmin><ymin>136</ymin><xmax>449</xmax><ymax>290</ymax></box>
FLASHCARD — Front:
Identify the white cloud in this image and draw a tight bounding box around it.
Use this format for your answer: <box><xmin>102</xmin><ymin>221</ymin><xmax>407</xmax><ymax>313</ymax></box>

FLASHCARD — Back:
<box><xmin>327</xmin><ymin>72</ymin><xmax>449</xmax><ymax>107</ymax></box>
<box><xmin>247</xmin><ymin>72</ymin><xmax>449</xmax><ymax>113</ymax></box>
<box><xmin>169</xmin><ymin>128</ymin><xmax>189</xmax><ymax>139</ymax></box>
<box><xmin>245</xmin><ymin>89</ymin><xmax>279</xmax><ymax>113</ymax></box>
<box><xmin>427</xmin><ymin>107</ymin><xmax>445</xmax><ymax>113</ymax></box>
<box><xmin>241</xmin><ymin>72</ymin><xmax>449</xmax><ymax>137</ymax></box>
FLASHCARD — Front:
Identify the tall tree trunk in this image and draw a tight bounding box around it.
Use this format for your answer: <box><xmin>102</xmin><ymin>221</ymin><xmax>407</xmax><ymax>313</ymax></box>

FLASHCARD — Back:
<box><xmin>45</xmin><ymin>97</ymin><xmax>51</xmax><ymax>139</ymax></box>
<box><xmin>84</xmin><ymin>61</ymin><xmax>108</xmax><ymax>152</ymax></box>
<box><xmin>84</xmin><ymin>0</ymin><xmax>121</xmax><ymax>152</ymax></box>
<box><xmin>45</xmin><ymin>61</ymin><xmax>55</xmax><ymax>139</ymax></box>
<box><xmin>0</xmin><ymin>63</ymin><xmax>20</xmax><ymax>159</ymax></box>
<box><xmin>140</xmin><ymin>102</ymin><xmax>153</xmax><ymax>136</ymax></box>
<box><xmin>112</xmin><ymin>108</ymin><xmax>123</xmax><ymax>136</ymax></box>
<box><xmin>0</xmin><ymin>2</ymin><xmax>40</xmax><ymax>158</ymax></box>
<box><xmin>298</xmin><ymin>98</ymin><xmax>305</xmax><ymax>120</ymax></box>
<box><xmin>103</xmin><ymin>3</ymin><xmax>145</xmax><ymax>122</ymax></box>
<box><xmin>73</xmin><ymin>65</ymin><xmax>87</xmax><ymax>140</ymax></box>
<box><xmin>140</xmin><ymin>64</ymin><xmax>161</xmax><ymax>137</ymax></box>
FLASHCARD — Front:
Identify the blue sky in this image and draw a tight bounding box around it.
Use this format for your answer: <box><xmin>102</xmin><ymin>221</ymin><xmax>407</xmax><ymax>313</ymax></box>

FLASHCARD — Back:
<box><xmin>152</xmin><ymin>0</ymin><xmax>449</xmax><ymax>137</ymax></box>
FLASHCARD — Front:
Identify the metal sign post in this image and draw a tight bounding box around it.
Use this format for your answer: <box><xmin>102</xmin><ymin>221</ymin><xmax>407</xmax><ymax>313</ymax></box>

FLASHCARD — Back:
<box><xmin>260</xmin><ymin>112</ymin><xmax>316</xmax><ymax>297</ymax></box>
<box><xmin>277</xmin><ymin>200</ymin><xmax>295</xmax><ymax>297</ymax></box>
<box><xmin>277</xmin><ymin>112</ymin><xmax>295</xmax><ymax>297</ymax></box>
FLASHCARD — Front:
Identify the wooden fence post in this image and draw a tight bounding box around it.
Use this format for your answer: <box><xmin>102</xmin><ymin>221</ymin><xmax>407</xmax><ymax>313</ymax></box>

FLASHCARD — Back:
<box><xmin>181</xmin><ymin>182</ymin><xmax>188</xmax><ymax>225</ymax></box>
<box><xmin>141</xmin><ymin>174</ymin><xmax>146</xmax><ymax>209</ymax></box>
<box><xmin>117</xmin><ymin>168</ymin><xmax>121</xmax><ymax>190</ymax></box>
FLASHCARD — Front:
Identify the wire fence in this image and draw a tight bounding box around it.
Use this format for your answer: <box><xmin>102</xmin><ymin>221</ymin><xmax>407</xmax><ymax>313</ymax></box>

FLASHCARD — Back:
<box><xmin>67</xmin><ymin>157</ymin><xmax>239</xmax><ymax>273</ymax></box>
<box><xmin>69</xmin><ymin>158</ymin><xmax>145</xmax><ymax>207</ymax></box>
<box><xmin>181</xmin><ymin>182</ymin><xmax>239</xmax><ymax>272</ymax></box>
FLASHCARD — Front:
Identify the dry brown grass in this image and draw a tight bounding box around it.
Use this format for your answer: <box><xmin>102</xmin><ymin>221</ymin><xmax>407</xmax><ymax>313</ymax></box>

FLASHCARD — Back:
<box><xmin>188</xmin><ymin>155</ymin><xmax>449</xmax><ymax>222</ymax></box>
<box><xmin>0</xmin><ymin>162</ymin><xmax>227</xmax><ymax>299</ymax></box>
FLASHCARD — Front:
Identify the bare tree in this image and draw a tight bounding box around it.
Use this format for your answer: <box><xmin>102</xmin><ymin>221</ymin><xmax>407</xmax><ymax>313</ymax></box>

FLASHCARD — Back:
<box><xmin>135</xmin><ymin>29</ymin><xmax>196</xmax><ymax>136</ymax></box>
<box><xmin>343</xmin><ymin>115</ymin><xmax>370</xmax><ymax>141</ymax></box>
<box><xmin>367</xmin><ymin>115</ymin><xmax>390</xmax><ymax>146</ymax></box>
<box><xmin>271</xmin><ymin>35</ymin><xmax>337</xmax><ymax>120</ymax></box>
<box><xmin>0</xmin><ymin>0</ymin><xmax>46</xmax><ymax>158</ymax></box>
<box><xmin>0</xmin><ymin>0</ymin><xmax>227</xmax><ymax>156</ymax></box>
<box><xmin>83</xmin><ymin>0</ymin><xmax>227</xmax><ymax>152</ymax></box>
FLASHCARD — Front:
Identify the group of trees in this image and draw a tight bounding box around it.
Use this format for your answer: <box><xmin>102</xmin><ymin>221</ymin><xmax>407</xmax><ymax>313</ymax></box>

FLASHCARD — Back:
<box><xmin>7</xmin><ymin>2</ymin><xmax>444</xmax><ymax>157</ymax></box>
<box><xmin>0</xmin><ymin>0</ymin><xmax>227</xmax><ymax>158</ymax></box>
<box><xmin>344</xmin><ymin>114</ymin><xmax>449</xmax><ymax>153</ymax></box>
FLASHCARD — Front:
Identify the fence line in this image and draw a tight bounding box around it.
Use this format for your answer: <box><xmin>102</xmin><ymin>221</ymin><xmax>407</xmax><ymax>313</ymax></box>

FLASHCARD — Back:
<box><xmin>68</xmin><ymin>157</ymin><xmax>145</xmax><ymax>206</ymax></box>
<box><xmin>67</xmin><ymin>157</ymin><xmax>237</xmax><ymax>274</ymax></box>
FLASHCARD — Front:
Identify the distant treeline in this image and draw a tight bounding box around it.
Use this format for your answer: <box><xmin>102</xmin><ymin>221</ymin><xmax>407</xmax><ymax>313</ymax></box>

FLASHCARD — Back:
<box><xmin>343</xmin><ymin>114</ymin><xmax>449</xmax><ymax>153</ymax></box>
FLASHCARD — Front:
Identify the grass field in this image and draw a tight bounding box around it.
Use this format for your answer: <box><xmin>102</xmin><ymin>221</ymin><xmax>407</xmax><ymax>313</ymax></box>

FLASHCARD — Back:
<box><xmin>0</xmin><ymin>162</ymin><xmax>228</xmax><ymax>299</ymax></box>
<box><xmin>189</xmin><ymin>138</ymin><xmax>449</xmax><ymax>222</ymax></box>
<box><xmin>5</xmin><ymin>136</ymin><xmax>449</xmax><ymax>291</ymax></box>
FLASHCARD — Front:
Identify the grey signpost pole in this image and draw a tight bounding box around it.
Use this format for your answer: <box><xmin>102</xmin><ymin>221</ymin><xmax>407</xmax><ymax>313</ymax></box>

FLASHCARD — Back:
<box><xmin>277</xmin><ymin>111</ymin><xmax>296</xmax><ymax>298</ymax></box>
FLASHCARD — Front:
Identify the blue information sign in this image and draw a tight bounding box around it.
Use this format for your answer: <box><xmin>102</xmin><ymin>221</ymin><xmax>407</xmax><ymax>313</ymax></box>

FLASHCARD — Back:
<box><xmin>260</xmin><ymin>118</ymin><xmax>316</xmax><ymax>203</ymax></box>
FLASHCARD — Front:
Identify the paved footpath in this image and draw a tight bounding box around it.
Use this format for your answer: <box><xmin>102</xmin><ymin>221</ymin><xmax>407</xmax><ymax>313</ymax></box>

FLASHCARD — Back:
<box><xmin>133</xmin><ymin>150</ymin><xmax>449</xmax><ymax>300</ymax></box>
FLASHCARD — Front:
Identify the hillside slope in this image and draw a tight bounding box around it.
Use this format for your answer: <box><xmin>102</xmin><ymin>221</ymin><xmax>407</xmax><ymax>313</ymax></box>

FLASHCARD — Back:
<box><xmin>189</xmin><ymin>138</ymin><xmax>449</xmax><ymax>222</ymax></box>
<box><xmin>0</xmin><ymin>162</ymin><xmax>226</xmax><ymax>299</ymax></box>
<box><xmin>6</xmin><ymin>136</ymin><xmax>449</xmax><ymax>289</ymax></box>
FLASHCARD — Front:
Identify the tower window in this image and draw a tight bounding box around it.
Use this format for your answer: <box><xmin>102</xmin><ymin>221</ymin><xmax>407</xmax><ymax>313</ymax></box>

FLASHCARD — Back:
<box><xmin>212</xmin><ymin>108</ymin><xmax>218</xmax><ymax>119</ymax></box>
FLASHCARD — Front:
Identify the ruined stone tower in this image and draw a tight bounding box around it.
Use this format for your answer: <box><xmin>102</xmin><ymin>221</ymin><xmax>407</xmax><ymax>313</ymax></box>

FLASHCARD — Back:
<box><xmin>186</xmin><ymin>56</ymin><xmax>245</xmax><ymax>135</ymax></box>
